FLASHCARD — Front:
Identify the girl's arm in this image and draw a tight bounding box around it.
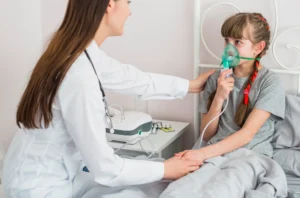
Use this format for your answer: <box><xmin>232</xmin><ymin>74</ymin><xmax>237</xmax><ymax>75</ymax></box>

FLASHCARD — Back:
<box><xmin>200</xmin><ymin>70</ymin><xmax>234</xmax><ymax>141</ymax></box>
<box><xmin>177</xmin><ymin>108</ymin><xmax>271</xmax><ymax>163</ymax></box>
<box><xmin>200</xmin><ymin>108</ymin><xmax>270</xmax><ymax>160</ymax></box>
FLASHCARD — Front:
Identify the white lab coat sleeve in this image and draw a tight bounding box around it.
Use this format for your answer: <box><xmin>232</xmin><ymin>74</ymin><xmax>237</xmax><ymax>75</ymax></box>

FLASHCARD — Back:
<box><xmin>99</xmin><ymin>51</ymin><xmax>189</xmax><ymax>100</ymax></box>
<box><xmin>58</xmin><ymin>72</ymin><xmax>164</xmax><ymax>187</ymax></box>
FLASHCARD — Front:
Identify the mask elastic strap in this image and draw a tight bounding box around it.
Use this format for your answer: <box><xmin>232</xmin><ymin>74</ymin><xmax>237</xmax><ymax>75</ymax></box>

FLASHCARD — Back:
<box><xmin>240</xmin><ymin>56</ymin><xmax>261</xmax><ymax>61</ymax></box>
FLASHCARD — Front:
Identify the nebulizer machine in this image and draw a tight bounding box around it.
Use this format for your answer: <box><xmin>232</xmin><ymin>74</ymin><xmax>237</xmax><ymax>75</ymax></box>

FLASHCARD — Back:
<box><xmin>198</xmin><ymin>44</ymin><xmax>260</xmax><ymax>147</ymax></box>
<box><xmin>105</xmin><ymin>105</ymin><xmax>153</xmax><ymax>144</ymax></box>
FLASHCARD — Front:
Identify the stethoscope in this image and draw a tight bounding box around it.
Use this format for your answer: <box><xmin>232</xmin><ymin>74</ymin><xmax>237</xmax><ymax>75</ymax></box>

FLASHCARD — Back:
<box><xmin>84</xmin><ymin>50</ymin><xmax>115</xmax><ymax>133</ymax></box>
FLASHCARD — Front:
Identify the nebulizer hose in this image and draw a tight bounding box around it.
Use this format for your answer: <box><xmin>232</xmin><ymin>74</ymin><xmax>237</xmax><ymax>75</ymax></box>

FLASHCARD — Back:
<box><xmin>199</xmin><ymin>98</ymin><xmax>229</xmax><ymax>147</ymax></box>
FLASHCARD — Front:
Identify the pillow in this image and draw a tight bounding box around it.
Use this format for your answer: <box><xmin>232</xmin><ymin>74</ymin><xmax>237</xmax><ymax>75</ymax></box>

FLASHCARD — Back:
<box><xmin>272</xmin><ymin>94</ymin><xmax>300</xmax><ymax>149</ymax></box>
<box><xmin>273</xmin><ymin>149</ymin><xmax>300</xmax><ymax>177</ymax></box>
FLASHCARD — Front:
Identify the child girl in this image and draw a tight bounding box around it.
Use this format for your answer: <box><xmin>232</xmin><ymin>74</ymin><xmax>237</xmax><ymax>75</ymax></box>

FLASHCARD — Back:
<box><xmin>160</xmin><ymin>13</ymin><xmax>287</xmax><ymax>198</ymax></box>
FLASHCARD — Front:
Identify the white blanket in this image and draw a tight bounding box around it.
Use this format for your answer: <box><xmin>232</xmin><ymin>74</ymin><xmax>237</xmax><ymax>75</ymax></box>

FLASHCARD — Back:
<box><xmin>160</xmin><ymin>148</ymin><xmax>288</xmax><ymax>198</ymax></box>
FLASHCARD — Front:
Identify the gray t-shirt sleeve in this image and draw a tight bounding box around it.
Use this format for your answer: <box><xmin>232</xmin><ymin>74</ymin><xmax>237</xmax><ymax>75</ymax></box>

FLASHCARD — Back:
<box><xmin>199</xmin><ymin>71</ymin><xmax>219</xmax><ymax>114</ymax></box>
<box><xmin>254</xmin><ymin>73</ymin><xmax>285</xmax><ymax>121</ymax></box>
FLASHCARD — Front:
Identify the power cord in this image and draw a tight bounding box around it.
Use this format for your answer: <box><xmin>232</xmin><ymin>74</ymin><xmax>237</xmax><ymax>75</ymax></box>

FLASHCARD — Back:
<box><xmin>114</xmin><ymin>134</ymin><xmax>155</xmax><ymax>159</ymax></box>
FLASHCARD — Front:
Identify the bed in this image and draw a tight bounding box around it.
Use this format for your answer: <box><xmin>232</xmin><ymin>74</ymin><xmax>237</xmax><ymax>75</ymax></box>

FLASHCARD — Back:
<box><xmin>0</xmin><ymin>146</ymin><xmax>4</xmax><ymax>198</ymax></box>
<box><xmin>192</xmin><ymin>0</ymin><xmax>300</xmax><ymax>197</ymax></box>
<box><xmin>286</xmin><ymin>175</ymin><xmax>300</xmax><ymax>198</ymax></box>
<box><xmin>0</xmin><ymin>185</ymin><xmax>4</xmax><ymax>198</ymax></box>
<box><xmin>272</xmin><ymin>94</ymin><xmax>300</xmax><ymax>198</ymax></box>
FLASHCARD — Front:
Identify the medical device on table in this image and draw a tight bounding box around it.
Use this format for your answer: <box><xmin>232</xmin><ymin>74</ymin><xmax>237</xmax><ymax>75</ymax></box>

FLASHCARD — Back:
<box><xmin>105</xmin><ymin>106</ymin><xmax>153</xmax><ymax>144</ymax></box>
<box><xmin>198</xmin><ymin>44</ymin><xmax>260</xmax><ymax>146</ymax></box>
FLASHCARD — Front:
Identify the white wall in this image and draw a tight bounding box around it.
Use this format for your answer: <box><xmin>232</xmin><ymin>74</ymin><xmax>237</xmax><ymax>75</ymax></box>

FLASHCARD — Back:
<box><xmin>41</xmin><ymin>0</ymin><xmax>68</xmax><ymax>45</ymax></box>
<box><xmin>0</xmin><ymin>1</ymin><xmax>43</xmax><ymax>150</ymax></box>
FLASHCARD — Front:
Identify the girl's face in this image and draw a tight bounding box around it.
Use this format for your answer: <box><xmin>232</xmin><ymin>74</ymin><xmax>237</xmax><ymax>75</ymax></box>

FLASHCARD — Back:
<box><xmin>223</xmin><ymin>28</ymin><xmax>264</xmax><ymax>66</ymax></box>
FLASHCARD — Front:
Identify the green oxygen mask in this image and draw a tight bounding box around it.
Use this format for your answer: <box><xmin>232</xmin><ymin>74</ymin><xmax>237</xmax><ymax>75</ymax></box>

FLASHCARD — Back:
<box><xmin>221</xmin><ymin>43</ymin><xmax>261</xmax><ymax>69</ymax></box>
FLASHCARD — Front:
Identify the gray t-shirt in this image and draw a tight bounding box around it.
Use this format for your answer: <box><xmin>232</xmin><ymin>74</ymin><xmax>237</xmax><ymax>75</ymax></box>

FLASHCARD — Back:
<box><xmin>199</xmin><ymin>67</ymin><xmax>285</xmax><ymax>157</ymax></box>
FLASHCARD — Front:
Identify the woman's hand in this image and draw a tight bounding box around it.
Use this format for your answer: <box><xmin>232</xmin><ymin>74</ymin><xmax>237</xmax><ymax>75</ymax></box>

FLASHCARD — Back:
<box><xmin>215</xmin><ymin>69</ymin><xmax>234</xmax><ymax>101</ymax></box>
<box><xmin>163</xmin><ymin>156</ymin><xmax>201</xmax><ymax>180</ymax></box>
<box><xmin>189</xmin><ymin>70</ymin><xmax>216</xmax><ymax>93</ymax></box>
<box><xmin>175</xmin><ymin>149</ymin><xmax>206</xmax><ymax>166</ymax></box>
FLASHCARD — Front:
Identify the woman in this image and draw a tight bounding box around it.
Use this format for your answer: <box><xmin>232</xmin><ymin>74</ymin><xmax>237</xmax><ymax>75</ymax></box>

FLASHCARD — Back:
<box><xmin>3</xmin><ymin>0</ymin><xmax>214</xmax><ymax>197</ymax></box>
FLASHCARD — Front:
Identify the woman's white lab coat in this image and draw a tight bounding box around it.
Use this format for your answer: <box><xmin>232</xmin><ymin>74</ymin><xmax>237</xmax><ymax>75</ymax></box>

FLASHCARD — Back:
<box><xmin>2</xmin><ymin>41</ymin><xmax>189</xmax><ymax>197</ymax></box>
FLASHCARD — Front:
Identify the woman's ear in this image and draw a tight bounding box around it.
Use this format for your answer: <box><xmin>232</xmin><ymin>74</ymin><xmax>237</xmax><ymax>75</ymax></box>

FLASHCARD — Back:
<box><xmin>106</xmin><ymin>0</ymin><xmax>116</xmax><ymax>14</ymax></box>
<box><xmin>254</xmin><ymin>41</ymin><xmax>266</xmax><ymax>56</ymax></box>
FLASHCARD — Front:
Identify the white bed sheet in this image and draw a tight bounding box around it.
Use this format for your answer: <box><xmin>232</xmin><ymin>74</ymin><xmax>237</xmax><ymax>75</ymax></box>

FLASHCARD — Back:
<box><xmin>286</xmin><ymin>174</ymin><xmax>300</xmax><ymax>198</ymax></box>
<box><xmin>0</xmin><ymin>184</ymin><xmax>5</xmax><ymax>198</ymax></box>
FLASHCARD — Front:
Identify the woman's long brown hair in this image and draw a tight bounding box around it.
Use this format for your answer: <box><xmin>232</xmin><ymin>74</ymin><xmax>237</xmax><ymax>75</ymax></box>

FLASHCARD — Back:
<box><xmin>17</xmin><ymin>0</ymin><xmax>111</xmax><ymax>129</ymax></box>
<box><xmin>207</xmin><ymin>13</ymin><xmax>271</xmax><ymax>127</ymax></box>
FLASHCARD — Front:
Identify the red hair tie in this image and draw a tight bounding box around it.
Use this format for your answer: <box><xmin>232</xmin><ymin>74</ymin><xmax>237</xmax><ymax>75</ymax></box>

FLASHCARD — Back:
<box><xmin>255</xmin><ymin>15</ymin><xmax>269</xmax><ymax>31</ymax></box>
<box><xmin>243</xmin><ymin>61</ymin><xmax>259</xmax><ymax>105</ymax></box>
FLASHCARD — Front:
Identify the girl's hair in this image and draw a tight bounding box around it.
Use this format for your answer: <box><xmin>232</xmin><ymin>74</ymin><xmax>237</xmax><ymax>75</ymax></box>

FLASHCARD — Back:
<box><xmin>17</xmin><ymin>0</ymin><xmax>112</xmax><ymax>129</ymax></box>
<box><xmin>207</xmin><ymin>13</ymin><xmax>271</xmax><ymax>127</ymax></box>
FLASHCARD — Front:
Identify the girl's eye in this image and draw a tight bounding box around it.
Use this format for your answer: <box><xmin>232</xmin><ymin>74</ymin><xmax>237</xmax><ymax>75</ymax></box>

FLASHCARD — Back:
<box><xmin>128</xmin><ymin>1</ymin><xmax>131</xmax><ymax>4</ymax></box>
<box><xmin>235</xmin><ymin>40</ymin><xmax>241</xmax><ymax>45</ymax></box>
<box><xmin>224</xmin><ymin>38</ymin><xmax>229</xmax><ymax>44</ymax></box>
